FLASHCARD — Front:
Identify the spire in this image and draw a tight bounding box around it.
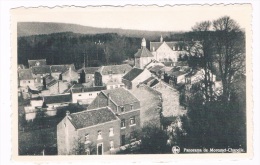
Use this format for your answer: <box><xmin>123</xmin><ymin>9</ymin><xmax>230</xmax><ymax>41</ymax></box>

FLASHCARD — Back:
<box><xmin>160</xmin><ymin>35</ymin><xmax>163</xmax><ymax>42</ymax></box>
<box><xmin>141</xmin><ymin>38</ymin><xmax>146</xmax><ymax>47</ymax></box>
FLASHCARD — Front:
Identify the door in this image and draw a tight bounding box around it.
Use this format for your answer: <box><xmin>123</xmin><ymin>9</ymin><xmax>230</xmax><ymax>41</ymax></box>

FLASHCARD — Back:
<box><xmin>97</xmin><ymin>143</ymin><xmax>103</xmax><ymax>155</ymax></box>
<box><xmin>121</xmin><ymin>135</ymin><xmax>125</xmax><ymax>146</ymax></box>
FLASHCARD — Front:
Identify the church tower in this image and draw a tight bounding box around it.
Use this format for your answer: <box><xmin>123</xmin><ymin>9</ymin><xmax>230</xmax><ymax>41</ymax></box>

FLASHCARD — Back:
<box><xmin>134</xmin><ymin>38</ymin><xmax>154</xmax><ymax>69</ymax></box>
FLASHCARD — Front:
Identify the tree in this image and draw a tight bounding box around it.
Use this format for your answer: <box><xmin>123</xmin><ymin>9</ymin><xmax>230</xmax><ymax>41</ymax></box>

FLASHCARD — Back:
<box><xmin>139</xmin><ymin>123</ymin><xmax>170</xmax><ymax>154</ymax></box>
<box><xmin>71</xmin><ymin>137</ymin><xmax>96</xmax><ymax>155</ymax></box>
<box><xmin>212</xmin><ymin>16</ymin><xmax>245</xmax><ymax>102</ymax></box>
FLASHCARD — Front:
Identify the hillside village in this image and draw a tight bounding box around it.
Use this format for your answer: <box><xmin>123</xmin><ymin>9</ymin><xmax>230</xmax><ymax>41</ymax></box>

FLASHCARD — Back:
<box><xmin>18</xmin><ymin>36</ymin><xmax>223</xmax><ymax>155</ymax></box>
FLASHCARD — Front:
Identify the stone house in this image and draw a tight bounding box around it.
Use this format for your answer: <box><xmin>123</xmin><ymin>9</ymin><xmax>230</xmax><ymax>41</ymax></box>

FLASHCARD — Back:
<box><xmin>94</xmin><ymin>64</ymin><xmax>132</xmax><ymax>86</ymax></box>
<box><xmin>77</xmin><ymin>67</ymin><xmax>100</xmax><ymax>83</ymax></box>
<box><xmin>88</xmin><ymin>88</ymin><xmax>141</xmax><ymax>146</ymax></box>
<box><xmin>122</xmin><ymin>68</ymin><xmax>152</xmax><ymax>90</ymax></box>
<box><xmin>71</xmin><ymin>84</ymin><xmax>106</xmax><ymax>105</ymax></box>
<box><xmin>57</xmin><ymin>107</ymin><xmax>121</xmax><ymax>155</ymax></box>
<box><xmin>18</xmin><ymin>68</ymin><xmax>35</xmax><ymax>92</ymax></box>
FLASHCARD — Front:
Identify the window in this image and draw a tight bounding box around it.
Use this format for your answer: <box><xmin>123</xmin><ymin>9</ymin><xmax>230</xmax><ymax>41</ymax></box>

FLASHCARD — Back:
<box><xmin>130</xmin><ymin>117</ymin><xmax>136</xmax><ymax>126</ymax></box>
<box><xmin>89</xmin><ymin>93</ymin><xmax>92</xmax><ymax>96</ymax></box>
<box><xmin>110</xmin><ymin>141</ymin><xmax>114</xmax><ymax>150</ymax></box>
<box><xmin>120</xmin><ymin>106</ymin><xmax>125</xmax><ymax>112</ymax></box>
<box><xmin>78</xmin><ymin>94</ymin><xmax>82</xmax><ymax>96</ymax></box>
<box><xmin>97</xmin><ymin>130</ymin><xmax>102</xmax><ymax>140</ymax></box>
<box><xmin>121</xmin><ymin>119</ymin><xmax>126</xmax><ymax>128</ymax></box>
<box><xmin>28</xmin><ymin>81</ymin><xmax>30</xmax><ymax>83</ymax></box>
<box><xmin>85</xmin><ymin>134</ymin><xmax>89</xmax><ymax>141</ymax></box>
<box><xmin>109</xmin><ymin>127</ymin><xmax>114</xmax><ymax>136</ymax></box>
<box><xmin>130</xmin><ymin>104</ymin><xmax>133</xmax><ymax>110</ymax></box>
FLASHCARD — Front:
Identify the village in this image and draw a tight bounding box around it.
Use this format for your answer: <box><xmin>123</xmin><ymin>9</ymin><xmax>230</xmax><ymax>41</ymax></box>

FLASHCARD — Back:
<box><xmin>18</xmin><ymin>36</ymin><xmax>223</xmax><ymax>155</ymax></box>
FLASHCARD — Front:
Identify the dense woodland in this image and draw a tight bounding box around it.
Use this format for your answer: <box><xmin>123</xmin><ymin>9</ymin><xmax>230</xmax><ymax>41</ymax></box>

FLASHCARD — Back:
<box><xmin>18</xmin><ymin>32</ymin><xmax>184</xmax><ymax>69</ymax></box>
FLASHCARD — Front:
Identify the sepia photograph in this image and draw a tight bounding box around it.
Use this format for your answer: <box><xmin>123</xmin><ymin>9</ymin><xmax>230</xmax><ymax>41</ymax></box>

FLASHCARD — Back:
<box><xmin>10</xmin><ymin>4</ymin><xmax>253</xmax><ymax>160</ymax></box>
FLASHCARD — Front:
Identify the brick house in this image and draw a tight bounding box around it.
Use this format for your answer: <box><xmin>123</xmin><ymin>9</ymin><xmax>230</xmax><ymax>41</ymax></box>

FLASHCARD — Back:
<box><xmin>88</xmin><ymin>88</ymin><xmax>141</xmax><ymax>146</ymax></box>
<box><xmin>57</xmin><ymin>107</ymin><xmax>121</xmax><ymax>155</ymax></box>
<box><xmin>122</xmin><ymin>68</ymin><xmax>152</xmax><ymax>90</ymax></box>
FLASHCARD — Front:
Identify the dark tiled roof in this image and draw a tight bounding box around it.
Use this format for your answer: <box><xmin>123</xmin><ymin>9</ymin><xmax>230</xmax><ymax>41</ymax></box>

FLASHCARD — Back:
<box><xmin>44</xmin><ymin>75</ymin><xmax>57</xmax><ymax>86</ymax></box>
<box><xmin>69</xmin><ymin>107</ymin><xmax>118</xmax><ymax>129</ymax></box>
<box><xmin>149</xmin><ymin>65</ymin><xmax>164</xmax><ymax>73</ymax></box>
<box><xmin>77</xmin><ymin>67</ymin><xmax>100</xmax><ymax>74</ymax></box>
<box><xmin>142</xmin><ymin>77</ymin><xmax>159</xmax><ymax>87</ymax></box>
<box><xmin>18</xmin><ymin>69</ymin><xmax>34</xmax><ymax>80</ymax></box>
<box><xmin>102</xmin><ymin>88</ymin><xmax>139</xmax><ymax>106</ymax></box>
<box><xmin>43</xmin><ymin>94</ymin><xmax>71</xmax><ymax>104</ymax></box>
<box><xmin>122</xmin><ymin>68</ymin><xmax>143</xmax><ymax>81</ymax></box>
<box><xmin>170</xmin><ymin>71</ymin><xmax>187</xmax><ymax>77</ymax></box>
<box><xmin>134</xmin><ymin>47</ymin><xmax>154</xmax><ymax>58</ymax></box>
<box><xmin>100</xmin><ymin>64</ymin><xmax>132</xmax><ymax>75</ymax></box>
<box><xmin>31</xmin><ymin>66</ymin><xmax>51</xmax><ymax>75</ymax></box>
<box><xmin>71</xmin><ymin>86</ymin><xmax>106</xmax><ymax>93</ymax></box>
<box><xmin>50</xmin><ymin>64</ymin><xmax>75</xmax><ymax>73</ymax></box>
<box><xmin>28</xmin><ymin>59</ymin><xmax>46</xmax><ymax>67</ymax></box>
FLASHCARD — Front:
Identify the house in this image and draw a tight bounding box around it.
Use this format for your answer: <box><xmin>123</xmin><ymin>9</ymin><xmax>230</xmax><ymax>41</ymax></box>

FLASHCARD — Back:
<box><xmin>50</xmin><ymin>64</ymin><xmax>76</xmax><ymax>80</ymax></box>
<box><xmin>106</xmin><ymin>78</ymin><xmax>125</xmax><ymax>90</ymax></box>
<box><xmin>150</xmin><ymin>36</ymin><xmax>188</xmax><ymax>63</ymax></box>
<box><xmin>77</xmin><ymin>67</ymin><xmax>100</xmax><ymax>83</ymax></box>
<box><xmin>122</xmin><ymin>68</ymin><xmax>152</xmax><ymax>90</ymax></box>
<box><xmin>149</xmin><ymin>65</ymin><xmax>165</xmax><ymax>79</ymax></box>
<box><xmin>18</xmin><ymin>69</ymin><xmax>35</xmax><ymax>92</ymax></box>
<box><xmin>134</xmin><ymin>38</ymin><xmax>154</xmax><ymax>69</ymax></box>
<box><xmin>60</xmin><ymin>67</ymin><xmax>79</xmax><ymax>83</ymax></box>
<box><xmin>24</xmin><ymin>97</ymin><xmax>44</xmax><ymax>121</ymax></box>
<box><xmin>28</xmin><ymin>59</ymin><xmax>47</xmax><ymax>68</ymax></box>
<box><xmin>43</xmin><ymin>93</ymin><xmax>71</xmax><ymax>108</ymax></box>
<box><xmin>57</xmin><ymin>107</ymin><xmax>121</xmax><ymax>155</ymax></box>
<box><xmin>88</xmin><ymin>88</ymin><xmax>141</xmax><ymax>146</ymax></box>
<box><xmin>31</xmin><ymin>65</ymin><xmax>51</xmax><ymax>84</ymax></box>
<box><xmin>169</xmin><ymin>70</ymin><xmax>189</xmax><ymax>86</ymax></box>
<box><xmin>94</xmin><ymin>64</ymin><xmax>132</xmax><ymax>86</ymax></box>
<box><xmin>41</xmin><ymin>75</ymin><xmax>69</xmax><ymax>95</ymax></box>
<box><xmin>71</xmin><ymin>83</ymin><xmax>106</xmax><ymax>105</ymax></box>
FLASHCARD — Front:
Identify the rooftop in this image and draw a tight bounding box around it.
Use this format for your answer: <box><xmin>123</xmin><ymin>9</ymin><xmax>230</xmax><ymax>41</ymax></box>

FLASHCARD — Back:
<box><xmin>18</xmin><ymin>69</ymin><xmax>33</xmax><ymax>80</ymax></box>
<box><xmin>122</xmin><ymin>68</ymin><xmax>144</xmax><ymax>81</ymax></box>
<box><xmin>69</xmin><ymin>107</ymin><xmax>118</xmax><ymax>129</ymax></box>
<box><xmin>28</xmin><ymin>59</ymin><xmax>46</xmax><ymax>67</ymax></box>
<box><xmin>77</xmin><ymin>67</ymin><xmax>100</xmax><ymax>74</ymax></box>
<box><xmin>102</xmin><ymin>88</ymin><xmax>139</xmax><ymax>106</ymax></box>
<box><xmin>50</xmin><ymin>64</ymin><xmax>75</xmax><ymax>73</ymax></box>
<box><xmin>43</xmin><ymin>94</ymin><xmax>71</xmax><ymax>104</ymax></box>
<box><xmin>100</xmin><ymin>64</ymin><xmax>132</xmax><ymax>75</ymax></box>
<box><xmin>31</xmin><ymin>65</ymin><xmax>51</xmax><ymax>75</ymax></box>
<box><xmin>134</xmin><ymin>46</ymin><xmax>154</xmax><ymax>58</ymax></box>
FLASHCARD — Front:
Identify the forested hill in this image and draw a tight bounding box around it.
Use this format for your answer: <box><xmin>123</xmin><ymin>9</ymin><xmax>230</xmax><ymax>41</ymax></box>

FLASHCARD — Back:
<box><xmin>18</xmin><ymin>30</ymin><xmax>187</xmax><ymax>69</ymax></box>
<box><xmin>18</xmin><ymin>22</ymin><xmax>181</xmax><ymax>40</ymax></box>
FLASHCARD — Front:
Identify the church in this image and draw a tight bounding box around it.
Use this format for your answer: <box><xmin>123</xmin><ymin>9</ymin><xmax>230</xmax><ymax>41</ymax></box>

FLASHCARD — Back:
<box><xmin>134</xmin><ymin>36</ymin><xmax>187</xmax><ymax>69</ymax></box>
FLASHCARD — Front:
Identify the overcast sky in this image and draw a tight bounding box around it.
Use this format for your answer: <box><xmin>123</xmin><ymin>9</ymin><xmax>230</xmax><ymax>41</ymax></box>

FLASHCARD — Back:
<box><xmin>13</xmin><ymin>4</ymin><xmax>251</xmax><ymax>31</ymax></box>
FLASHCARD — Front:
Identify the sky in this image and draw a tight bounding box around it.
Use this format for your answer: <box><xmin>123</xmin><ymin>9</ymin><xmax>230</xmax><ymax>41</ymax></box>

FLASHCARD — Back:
<box><xmin>12</xmin><ymin>4</ymin><xmax>251</xmax><ymax>32</ymax></box>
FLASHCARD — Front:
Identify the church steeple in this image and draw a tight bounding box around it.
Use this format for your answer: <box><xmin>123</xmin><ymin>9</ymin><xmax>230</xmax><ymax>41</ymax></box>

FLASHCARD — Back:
<box><xmin>160</xmin><ymin>35</ymin><xmax>163</xmax><ymax>42</ymax></box>
<box><xmin>141</xmin><ymin>38</ymin><xmax>146</xmax><ymax>47</ymax></box>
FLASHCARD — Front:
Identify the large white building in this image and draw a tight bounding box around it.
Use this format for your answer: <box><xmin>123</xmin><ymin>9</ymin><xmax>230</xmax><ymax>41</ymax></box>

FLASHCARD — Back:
<box><xmin>134</xmin><ymin>36</ymin><xmax>188</xmax><ymax>69</ymax></box>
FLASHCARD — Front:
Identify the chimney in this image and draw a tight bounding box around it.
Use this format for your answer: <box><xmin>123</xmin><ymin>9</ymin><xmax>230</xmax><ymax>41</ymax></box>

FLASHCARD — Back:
<box><xmin>66</xmin><ymin>111</ymin><xmax>70</xmax><ymax>117</ymax></box>
<box><xmin>107</xmin><ymin>93</ymin><xmax>111</xmax><ymax>107</ymax></box>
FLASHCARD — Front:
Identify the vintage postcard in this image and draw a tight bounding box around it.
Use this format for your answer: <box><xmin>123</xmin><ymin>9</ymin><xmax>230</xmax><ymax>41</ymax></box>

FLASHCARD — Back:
<box><xmin>11</xmin><ymin>4</ymin><xmax>253</xmax><ymax>162</ymax></box>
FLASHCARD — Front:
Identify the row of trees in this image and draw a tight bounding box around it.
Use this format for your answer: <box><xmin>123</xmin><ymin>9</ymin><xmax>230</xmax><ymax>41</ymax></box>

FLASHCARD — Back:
<box><xmin>18</xmin><ymin>33</ymin><xmax>141</xmax><ymax>69</ymax></box>
<box><xmin>178</xmin><ymin>16</ymin><xmax>247</xmax><ymax>151</ymax></box>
